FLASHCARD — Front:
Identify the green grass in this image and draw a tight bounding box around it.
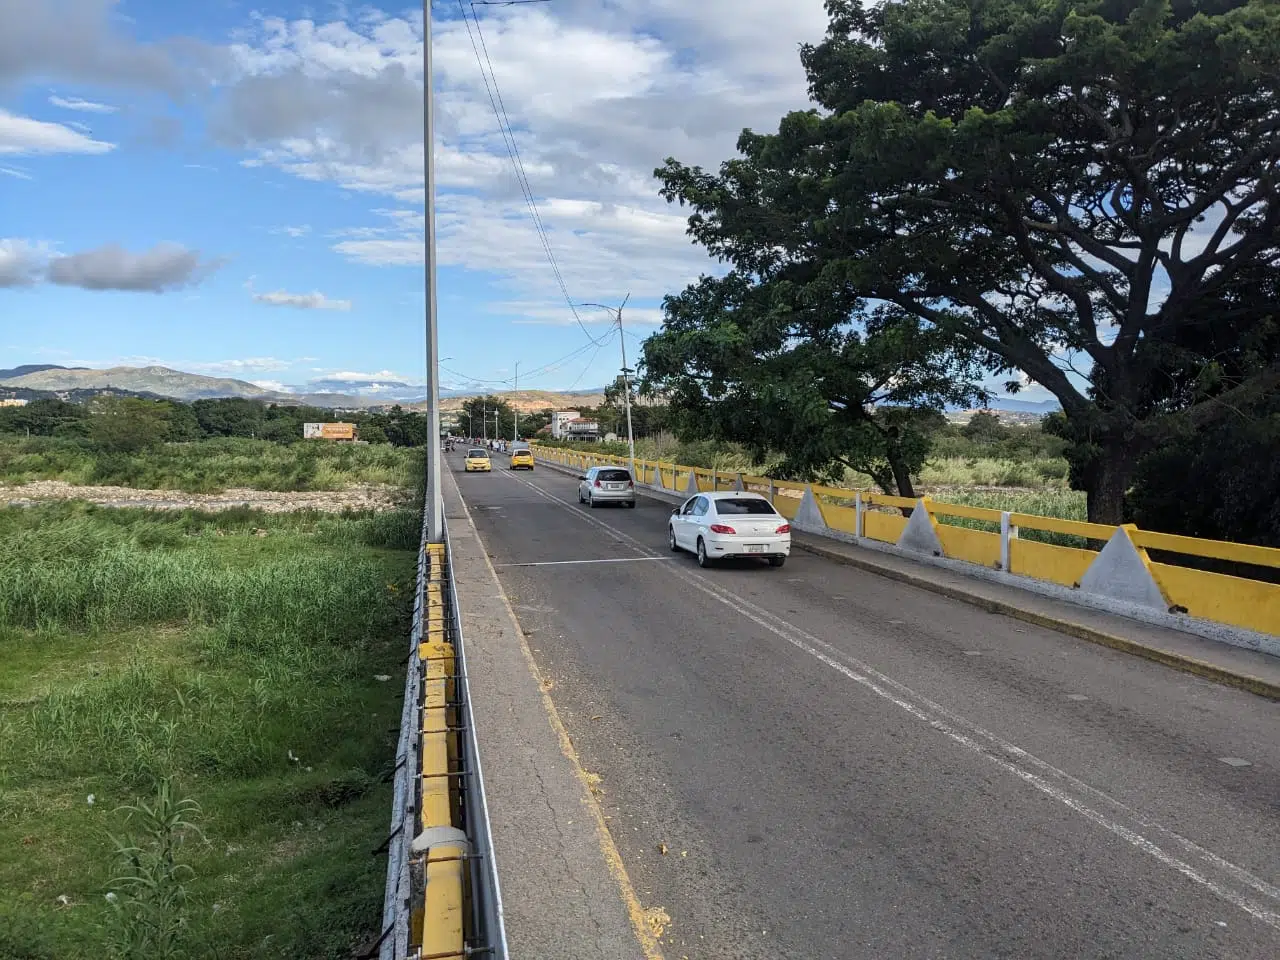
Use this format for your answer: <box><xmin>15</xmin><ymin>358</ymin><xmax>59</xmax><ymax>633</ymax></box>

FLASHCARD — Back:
<box><xmin>0</xmin><ymin>436</ymin><xmax>418</xmax><ymax>493</ymax></box>
<box><xmin>918</xmin><ymin>455</ymin><xmax>1070</xmax><ymax>489</ymax></box>
<box><xmin>923</xmin><ymin>487</ymin><xmax>1090</xmax><ymax>547</ymax></box>
<box><xmin>0</xmin><ymin>500</ymin><xmax>419</xmax><ymax>959</ymax></box>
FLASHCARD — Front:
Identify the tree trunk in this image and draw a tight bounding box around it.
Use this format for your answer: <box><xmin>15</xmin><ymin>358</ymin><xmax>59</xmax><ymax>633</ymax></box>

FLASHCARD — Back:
<box><xmin>888</xmin><ymin>451</ymin><xmax>917</xmax><ymax>500</ymax></box>
<box><xmin>1085</xmin><ymin>441</ymin><xmax>1135</xmax><ymax>525</ymax></box>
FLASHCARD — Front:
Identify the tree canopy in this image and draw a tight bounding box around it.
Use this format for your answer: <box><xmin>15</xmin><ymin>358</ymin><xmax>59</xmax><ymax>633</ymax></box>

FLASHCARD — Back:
<box><xmin>652</xmin><ymin>0</ymin><xmax>1280</xmax><ymax>521</ymax></box>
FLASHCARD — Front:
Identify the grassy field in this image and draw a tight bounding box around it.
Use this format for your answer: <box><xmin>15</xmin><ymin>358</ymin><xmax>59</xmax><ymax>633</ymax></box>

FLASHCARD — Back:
<box><xmin>0</xmin><ymin>501</ymin><xmax>419</xmax><ymax>958</ymax></box>
<box><xmin>0</xmin><ymin>436</ymin><xmax>417</xmax><ymax>493</ymax></box>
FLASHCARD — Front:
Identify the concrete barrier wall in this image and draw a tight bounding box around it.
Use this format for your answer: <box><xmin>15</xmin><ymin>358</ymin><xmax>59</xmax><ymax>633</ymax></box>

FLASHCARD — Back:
<box><xmin>531</xmin><ymin>444</ymin><xmax>1280</xmax><ymax>649</ymax></box>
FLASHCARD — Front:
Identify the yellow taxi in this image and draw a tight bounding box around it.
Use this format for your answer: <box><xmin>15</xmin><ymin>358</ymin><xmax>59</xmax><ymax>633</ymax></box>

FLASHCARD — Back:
<box><xmin>510</xmin><ymin>449</ymin><xmax>535</xmax><ymax>470</ymax></box>
<box><xmin>464</xmin><ymin>448</ymin><xmax>492</xmax><ymax>472</ymax></box>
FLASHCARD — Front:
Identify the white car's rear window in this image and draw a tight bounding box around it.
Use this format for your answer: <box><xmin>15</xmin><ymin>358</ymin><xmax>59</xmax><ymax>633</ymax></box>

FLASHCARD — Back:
<box><xmin>714</xmin><ymin>497</ymin><xmax>778</xmax><ymax>516</ymax></box>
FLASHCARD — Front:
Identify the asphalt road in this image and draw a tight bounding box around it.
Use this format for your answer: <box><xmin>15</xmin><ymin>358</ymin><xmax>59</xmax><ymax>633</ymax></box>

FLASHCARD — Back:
<box><xmin>451</xmin><ymin>452</ymin><xmax>1280</xmax><ymax>960</ymax></box>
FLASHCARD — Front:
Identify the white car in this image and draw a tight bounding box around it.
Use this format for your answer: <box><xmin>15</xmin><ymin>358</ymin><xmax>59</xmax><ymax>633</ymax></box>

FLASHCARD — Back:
<box><xmin>668</xmin><ymin>492</ymin><xmax>791</xmax><ymax>568</ymax></box>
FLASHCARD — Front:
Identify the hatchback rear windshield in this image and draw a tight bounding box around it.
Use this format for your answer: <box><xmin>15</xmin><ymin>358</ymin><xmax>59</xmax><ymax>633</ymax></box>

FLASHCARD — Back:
<box><xmin>468</xmin><ymin>449</ymin><xmax>486</xmax><ymax>457</ymax></box>
<box><xmin>714</xmin><ymin>497</ymin><xmax>778</xmax><ymax>515</ymax></box>
<box><xmin>598</xmin><ymin>469</ymin><xmax>632</xmax><ymax>482</ymax></box>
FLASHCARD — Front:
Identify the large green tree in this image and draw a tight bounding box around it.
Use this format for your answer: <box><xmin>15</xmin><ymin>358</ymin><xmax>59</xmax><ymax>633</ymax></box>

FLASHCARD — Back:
<box><xmin>655</xmin><ymin>0</ymin><xmax>1280</xmax><ymax>522</ymax></box>
<box><xmin>643</xmin><ymin>273</ymin><xmax>985</xmax><ymax>494</ymax></box>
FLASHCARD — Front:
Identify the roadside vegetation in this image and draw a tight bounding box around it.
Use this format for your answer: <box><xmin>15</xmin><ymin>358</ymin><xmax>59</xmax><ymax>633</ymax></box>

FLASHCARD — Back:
<box><xmin>0</xmin><ymin>435</ymin><xmax>417</xmax><ymax>493</ymax></box>
<box><xmin>537</xmin><ymin>411</ymin><xmax>1087</xmax><ymax>519</ymax></box>
<box><xmin>0</xmin><ymin>498</ymin><xmax>419</xmax><ymax>959</ymax></box>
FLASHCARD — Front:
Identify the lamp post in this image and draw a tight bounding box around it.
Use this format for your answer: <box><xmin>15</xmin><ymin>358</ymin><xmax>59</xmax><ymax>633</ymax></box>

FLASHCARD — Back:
<box><xmin>423</xmin><ymin>0</ymin><xmax>442</xmax><ymax>542</ymax></box>
<box><xmin>576</xmin><ymin>295</ymin><xmax>635</xmax><ymax>482</ymax></box>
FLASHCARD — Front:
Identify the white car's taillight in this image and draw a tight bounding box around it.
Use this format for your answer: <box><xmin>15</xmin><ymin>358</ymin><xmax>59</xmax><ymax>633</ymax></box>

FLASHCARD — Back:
<box><xmin>776</xmin><ymin>523</ymin><xmax>791</xmax><ymax>534</ymax></box>
<box><xmin>709</xmin><ymin>523</ymin><xmax>736</xmax><ymax>534</ymax></box>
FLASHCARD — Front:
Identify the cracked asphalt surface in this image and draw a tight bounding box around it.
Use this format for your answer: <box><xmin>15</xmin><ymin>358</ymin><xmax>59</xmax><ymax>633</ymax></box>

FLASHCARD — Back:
<box><xmin>453</xmin><ymin>452</ymin><xmax>1280</xmax><ymax>960</ymax></box>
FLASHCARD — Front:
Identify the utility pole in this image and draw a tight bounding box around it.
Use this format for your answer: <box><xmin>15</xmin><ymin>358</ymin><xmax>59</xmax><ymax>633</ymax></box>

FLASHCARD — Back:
<box><xmin>423</xmin><ymin>0</ymin><xmax>442</xmax><ymax>542</ymax></box>
<box><xmin>577</xmin><ymin>295</ymin><xmax>636</xmax><ymax>482</ymax></box>
<box><xmin>513</xmin><ymin>361</ymin><xmax>520</xmax><ymax>442</ymax></box>
<box><xmin>482</xmin><ymin>398</ymin><xmax>488</xmax><ymax>441</ymax></box>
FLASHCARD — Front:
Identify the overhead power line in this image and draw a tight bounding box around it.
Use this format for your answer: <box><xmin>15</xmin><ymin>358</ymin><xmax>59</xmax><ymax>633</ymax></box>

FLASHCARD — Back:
<box><xmin>456</xmin><ymin>0</ymin><xmax>610</xmax><ymax>347</ymax></box>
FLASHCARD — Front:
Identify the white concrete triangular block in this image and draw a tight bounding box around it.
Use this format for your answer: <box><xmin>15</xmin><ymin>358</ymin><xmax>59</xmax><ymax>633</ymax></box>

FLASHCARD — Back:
<box><xmin>1078</xmin><ymin>527</ymin><xmax>1169</xmax><ymax>610</ymax></box>
<box><xmin>734</xmin><ymin>473</ymin><xmax>744</xmax><ymax>492</ymax></box>
<box><xmin>897</xmin><ymin>499</ymin><xmax>943</xmax><ymax>555</ymax></box>
<box><xmin>792</xmin><ymin>485</ymin><xmax>828</xmax><ymax>534</ymax></box>
<box><xmin>682</xmin><ymin>470</ymin><xmax>699</xmax><ymax>495</ymax></box>
<box><xmin>650</xmin><ymin>466</ymin><xmax>667</xmax><ymax>491</ymax></box>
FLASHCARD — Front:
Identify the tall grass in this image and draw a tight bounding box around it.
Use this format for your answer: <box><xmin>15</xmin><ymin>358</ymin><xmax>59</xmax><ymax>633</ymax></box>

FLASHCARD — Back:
<box><xmin>0</xmin><ymin>436</ymin><xmax>417</xmax><ymax>493</ymax></box>
<box><xmin>0</xmin><ymin>500</ymin><xmax>419</xmax><ymax>958</ymax></box>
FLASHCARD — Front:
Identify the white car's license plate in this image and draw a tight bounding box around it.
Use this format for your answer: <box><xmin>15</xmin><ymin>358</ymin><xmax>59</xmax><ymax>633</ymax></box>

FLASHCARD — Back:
<box><xmin>608</xmin><ymin>483</ymin><xmax>623</xmax><ymax>490</ymax></box>
<box><xmin>745</xmin><ymin>544</ymin><xmax>765</xmax><ymax>554</ymax></box>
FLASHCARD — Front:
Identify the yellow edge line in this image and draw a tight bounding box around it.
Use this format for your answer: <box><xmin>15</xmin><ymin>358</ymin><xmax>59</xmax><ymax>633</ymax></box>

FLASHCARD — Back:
<box><xmin>792</xmin><ymin>539</ymin><xmax>1280</xmax><ymax>702</ymax></box>
<box><xmin>451</xmin><ymin>480</ymin><xmax>666</xmax><ymax>960</ymax></box>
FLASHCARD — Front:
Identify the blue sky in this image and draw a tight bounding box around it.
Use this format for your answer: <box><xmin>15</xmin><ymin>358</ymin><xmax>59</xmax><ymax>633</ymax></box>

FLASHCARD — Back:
<box><xmin>2</xmin><ymin>0</ymin><xmax>865</xmax><ymax>396</ymax></box>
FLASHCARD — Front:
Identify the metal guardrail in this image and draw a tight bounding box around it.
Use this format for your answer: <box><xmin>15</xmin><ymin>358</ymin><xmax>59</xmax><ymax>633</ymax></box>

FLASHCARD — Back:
<box><xmin>375</xmin><ymin>487</ymin><xmax>508</xmax><ymax>959</ymax></box>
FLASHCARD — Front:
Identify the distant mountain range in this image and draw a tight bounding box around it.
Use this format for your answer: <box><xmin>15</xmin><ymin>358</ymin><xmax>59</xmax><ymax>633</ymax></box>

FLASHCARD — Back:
<box><xmin>0</xmin><ymin>363</ymin><xmax>89</xmax><ymax>380</ymax></box>
<box><xmin>0</xmin><ymin>364</ymin><xmax>607</xmax><ymax>411</ymax></box>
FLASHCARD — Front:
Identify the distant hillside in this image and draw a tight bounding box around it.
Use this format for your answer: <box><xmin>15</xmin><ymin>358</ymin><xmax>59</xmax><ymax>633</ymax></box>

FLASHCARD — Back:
<box><xmin>0</xmin><ymin>364</ymin><xmax>609</xmax><ymax>412</ymax></box>
<box><xmin>0</xmin><ymin>363</ymin><xmax>86</xmax><ymax>380</ymax></box>
<box><xmin>0</xmin><ymin>365</ymin><xmax>279</xmax><ymax>400</ymax></box>
<box><xmin>427</xmin><ymin>390</ymin><xmax>606</xmax><ymax>414</ymax></box>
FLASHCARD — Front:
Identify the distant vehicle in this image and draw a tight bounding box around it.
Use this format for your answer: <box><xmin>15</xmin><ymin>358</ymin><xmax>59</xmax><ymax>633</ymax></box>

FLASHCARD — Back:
<box><xmin>669</xmin><ymin>492</ymin><xmax>790</xmax><ymax>568</ymax></box>
<box><xmin>510</xmin><ymin>449</ymin><xmax>535</xmax><ymax>470</ymax></box>
<box><xmin>464</xmin><ymin>448</ymin><xmax>492</xmax><ymax>472</ymax></box>
<box><xmin>578</xmin><ymin>466</ymin><xmax>636</xmax><ymax>508</ymax></box>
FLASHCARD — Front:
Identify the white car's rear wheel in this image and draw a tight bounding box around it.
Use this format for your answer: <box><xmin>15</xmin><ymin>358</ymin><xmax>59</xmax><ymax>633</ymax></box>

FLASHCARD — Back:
<box><xmin>696</xmin><ymin>538</ymin><xmax>711</xmax><ymax>567</ymax></box>
<box><xmin>668</xmin><ymin>526</ymin><xmax>679</xmax><ymax>552</ymax></box>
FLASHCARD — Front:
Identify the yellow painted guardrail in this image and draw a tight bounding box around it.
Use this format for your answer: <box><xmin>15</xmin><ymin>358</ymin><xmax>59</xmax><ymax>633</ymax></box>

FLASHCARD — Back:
<box><xmin>413</xmin><ymin>541</ymin><xmax>466</xmax><ymax>957</ymax></box>
<box><xmin>531</xmin><ymin>443</ymin><xmax>1280</xmax><ymax>636</ymax></box>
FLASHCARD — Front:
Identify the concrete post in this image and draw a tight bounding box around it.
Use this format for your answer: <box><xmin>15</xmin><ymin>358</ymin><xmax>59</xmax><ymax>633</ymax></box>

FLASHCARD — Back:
<box><xmin>1000</xmin><ymin>512</ymin><xmax>1012</xmax><ymax>571</ymax></box>
<box><xmin>855</xmin><ymin>492</ymin><xmax>864</xmax><ymax>539</ymax></box>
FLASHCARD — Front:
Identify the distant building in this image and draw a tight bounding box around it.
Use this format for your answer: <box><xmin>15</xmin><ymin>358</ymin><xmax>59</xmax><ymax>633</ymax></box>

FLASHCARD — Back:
<box><xmin>0</xmin><ymin>398</ymin><xmax>28</xmax><ymax>407</ymax></box>
<box><xmin>564</xmin><ymin>418</ymin><xmax>599</xmax><ymax>441</ymax></box>
<box><xmin>550</xmin><ymin>410</ymin><xmax>581</xmax><ymax>439</ymax></box>
<box><xmin>303</xmin><ymin>422</ymin><xmax>358</xmax><ymax>441</ymax></box>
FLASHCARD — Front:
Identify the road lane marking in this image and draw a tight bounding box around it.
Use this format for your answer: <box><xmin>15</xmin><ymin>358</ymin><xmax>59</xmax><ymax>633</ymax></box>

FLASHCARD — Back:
<box><xmin>1219</xmin><ymin>757</ymin><xmax>1253</xmax><ymax>768</ymax></box>
<box><xmin>495</xmin><ymin>557</ymin><xmax>675</xmax><ymax>568</ymax></box>
<box><xmin>491</xmin><ymin>466</ymin><xmax>1280</xmax><ymax>927</ymax></box>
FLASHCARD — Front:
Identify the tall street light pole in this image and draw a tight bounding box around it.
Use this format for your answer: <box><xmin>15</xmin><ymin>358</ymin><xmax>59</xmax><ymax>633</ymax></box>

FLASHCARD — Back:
<box><xmin>423</xmin><ymin>0</ymin><xmax>443</xmax><ymax>542</ymax></box>
<box><xmin>504</xmin><ymin>363</ymin><xmax>514</xmax><ymax>445</ymax></box>
<box><xmin>577</xmin><ymin>295</ymin><xmax>635</xmax><ymax>482</ymax></box>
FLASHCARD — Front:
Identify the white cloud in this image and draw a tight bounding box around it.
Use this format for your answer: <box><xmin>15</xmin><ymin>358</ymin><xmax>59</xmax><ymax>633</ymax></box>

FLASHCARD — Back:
<box><xmin>0</xmin><ymin>108</ymin><xmax>114</xmax><ymax>155</ymax></box>
<box><xmin>270</xmin><ymin>224</ymin><xmax>311</xmax><ymax>237</ymax></box>
<box><xmin>48</xmin><ymin>94</ymin><xmax>118</xmax><ymax>113</ymax></box>
<box><xmin>250</xmin><ymin>379</ymin><xmax>291</xmax><ymax>392</ymax></box>
<box><xmin>0</xmin><ymin>165</ymin><xmax>32</xmax><ymax>179</ymax></box>
<box><xmin>252</xmin><ymin>289</ymin><xmax>352</xmax><ymax>310</ymax></box>
<box><xmin>0</xmin><ymin>239</ymin><xmax>50</xmax><ymax>287</ymax></box>
<box><xmin>47</xmin><ymin>243</ymin><xmax>222</xmax><ymax>291</ymax></box>
<box><xmin>186</xmin><ymin>357</ymin><xmax>295</xmax><ymax>374</ymax></box>
<box><xmin>318</xmin><ymin>369</ymin><xmax>409</xmax><ymax>382</ymax></box>
<box><xmin>213</xmin><ymin>3</ymin><xmax>828</xmax><ymax>307</ymax></box>
<box><xmin>0</xmin><ymin>0</ymin><xmax>218</xmax><ymax>94</ymax></box>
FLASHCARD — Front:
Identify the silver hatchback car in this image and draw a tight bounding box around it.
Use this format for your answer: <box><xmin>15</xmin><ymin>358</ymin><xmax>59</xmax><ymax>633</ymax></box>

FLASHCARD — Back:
<box><xmin>577</xmin><ymin>466</ymin><xmax>637</xmax><ymax>508</ymax></box>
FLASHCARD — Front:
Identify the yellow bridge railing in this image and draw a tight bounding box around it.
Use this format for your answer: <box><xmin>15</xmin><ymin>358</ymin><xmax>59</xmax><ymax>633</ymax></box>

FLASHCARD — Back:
<box><xmin>531</xmin><ymin>443</ymin><xmax>1280</xmax><ymax>637</ymax></box>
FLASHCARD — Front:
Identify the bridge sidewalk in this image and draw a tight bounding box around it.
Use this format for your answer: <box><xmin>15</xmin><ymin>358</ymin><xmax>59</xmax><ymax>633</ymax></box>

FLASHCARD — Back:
<box><xmin>792</xmin><ymin>531</ymin><xmax>1280</xmax><ymax>700</ymax></box>
<box><xmin>443</xmin><ymin>466</ymin><xmax>653</xmax><ymax>960</ymax></box>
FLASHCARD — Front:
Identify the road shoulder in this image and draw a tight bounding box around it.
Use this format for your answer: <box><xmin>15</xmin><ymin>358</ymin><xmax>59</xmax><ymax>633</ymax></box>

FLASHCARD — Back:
<box><xmin>443</xmin><ymin>464</ymin><xmax>660</xmax><ymax>960</ymax></box>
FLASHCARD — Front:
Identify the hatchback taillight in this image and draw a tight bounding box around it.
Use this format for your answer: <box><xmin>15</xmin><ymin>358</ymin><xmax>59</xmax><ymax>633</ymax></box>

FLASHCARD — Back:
<box><xmin>594</xmin><ymin>479</ymin><xmax>602</xmax><ymax>488</ymax></box>
<box><xmin>709</xmin><ymin>523</ymin><xmax>736</xmax><ymax>534</ymax></box>
<box><xmin>776</xmin><ymin>523</ymin><xmax>791</xmax><ymax>534</ymax></box>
